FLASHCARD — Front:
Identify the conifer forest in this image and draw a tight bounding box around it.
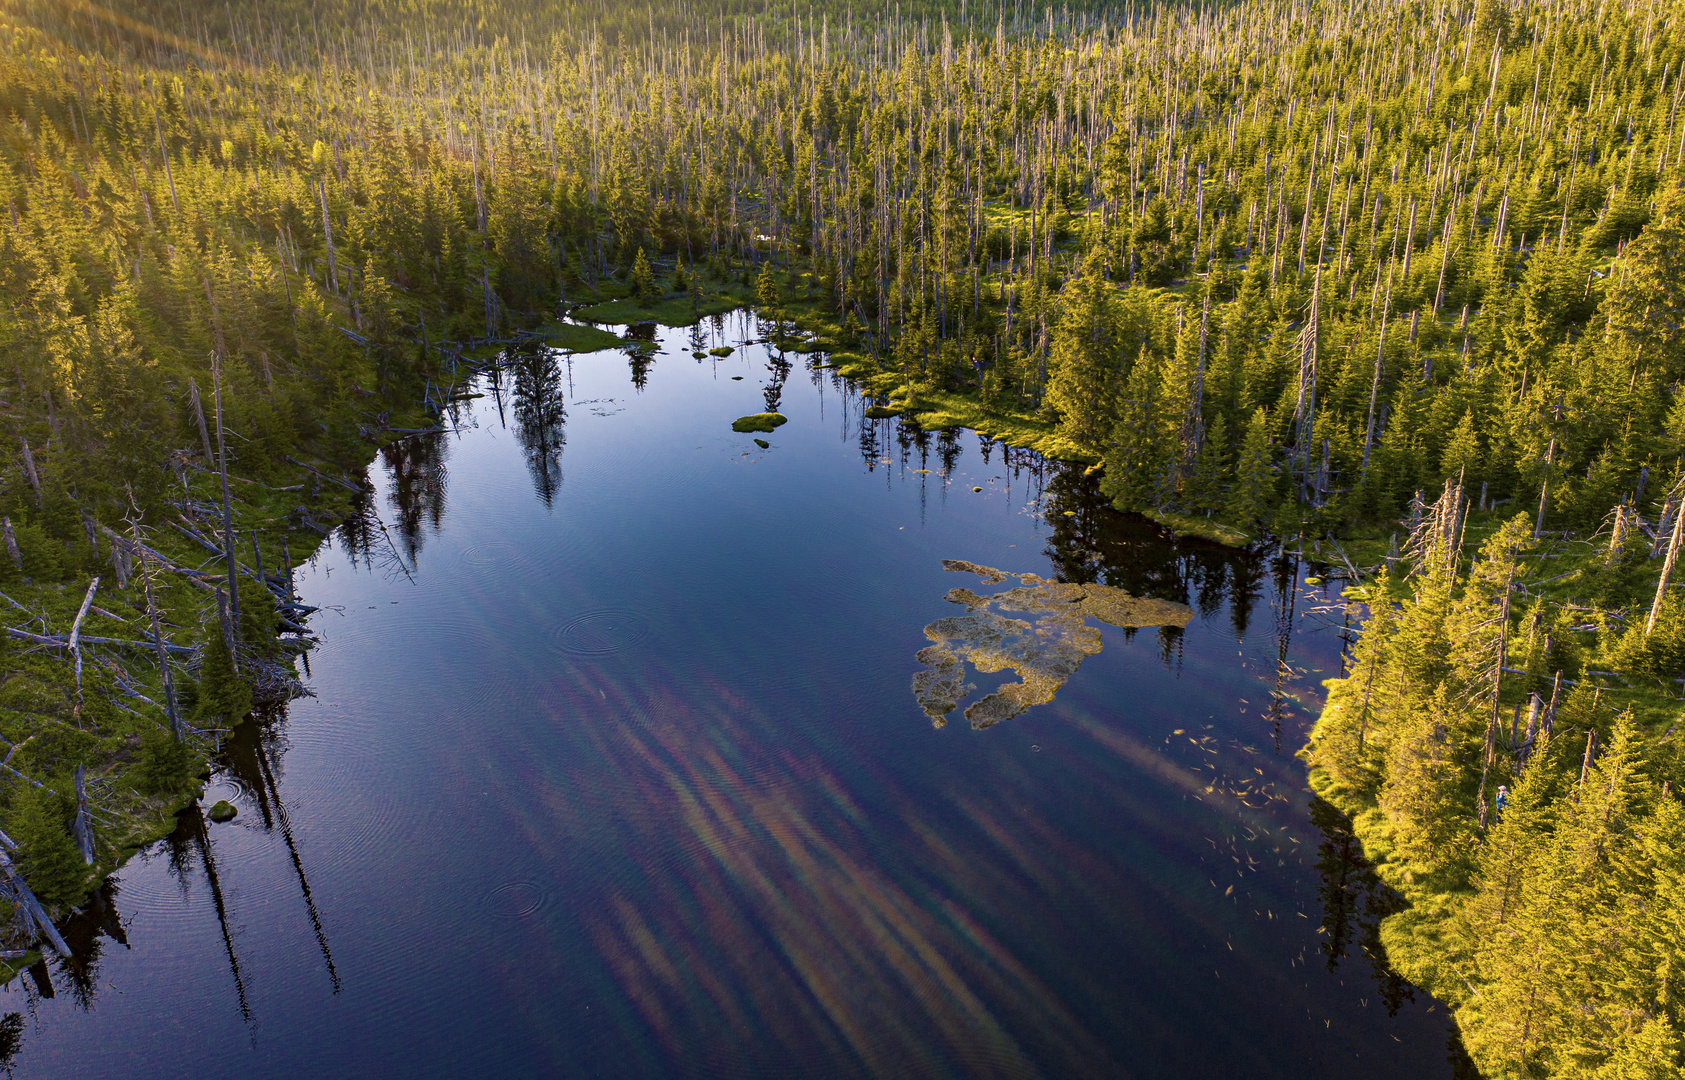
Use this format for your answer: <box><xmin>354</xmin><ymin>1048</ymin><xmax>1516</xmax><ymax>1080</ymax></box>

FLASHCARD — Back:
<box><xmin>0</xmin><ymin>0</ymin><xmax>1684</xmax><ymax>1075</ymax></box>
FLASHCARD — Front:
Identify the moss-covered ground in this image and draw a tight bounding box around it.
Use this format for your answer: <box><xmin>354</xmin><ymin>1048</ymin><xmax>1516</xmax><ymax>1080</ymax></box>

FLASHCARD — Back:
<box><xmin>573</xmin><ymin>280</ymin><xmax>753</xmax><ymax>327</ymax></box>
<box><xmin>731</xmin><ymin>412</ymin><xmax>788</xmax><ymax>433</ymax></box>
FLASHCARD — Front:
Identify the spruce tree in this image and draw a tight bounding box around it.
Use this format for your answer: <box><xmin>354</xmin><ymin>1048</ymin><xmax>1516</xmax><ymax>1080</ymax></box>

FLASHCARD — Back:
<box><xmin>754</xmin><ymin>263</ymin><xmax>780</xmax><ymax>312</ymax></box>
<box><xmin>11</xmin><ymin>784</ymin><xmax>84</xmax><ymax>909</ymax></box>
<box><xmin>138</xmin><ymin>724</ymin><xmax>195</xmax><ymax>794</ymax></box>
<box><xmin>1604</xmin><ymin>185</ymin><xmax>1685</xmax><ymax>383</ymax></box>
<box><xmin>1223</xmin><ymin>408</ymin><xmax>1276</xmax><ymax>528</ymax></box>
<box><xmin>193</xmin><ymin>631</ymin><xmax>253</xmax><ymax>724</ymax></box>
<box><xmin>1101</xmin><ymin>348</ymin><xmax>1167</xmax><ymax>510</ymax></box>
<box><xmin>630</xmin><ymin>248</ymin><xmax>658</xmax><ymax>306</ymax></box>
<box><xmin>1440</xmin><ymin>409</ymin><xmax>1482</xmax><ymax>486</ymax></box>
<box><xmin>1186</xmin><ymin>413</ymin><xmax>1231</xmax><ymax>515</ymax></box>
<box><xmin>1046</xmin><ymin>253</ymin><xmax>1123</xmax><ymax>452</ymax></box>
<box><xmin>1377</xmin><ymin>684</ymin><xmax>1474</xmax><ymax>877</ymax></box>
<box><xmin>359</xmin><ymin>258</ymin><xmax>398</xmax><ymax>346</ymax></box>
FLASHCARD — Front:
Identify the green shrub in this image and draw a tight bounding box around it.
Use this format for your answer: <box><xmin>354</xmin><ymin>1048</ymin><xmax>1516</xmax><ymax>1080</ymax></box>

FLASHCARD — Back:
<box><xmin>193</xmin><ymin>633</ymin><xmax>252</xmax><ymax>723</ymax></box>
<box><xmin>13</xmin><ymin>522</ymin><xmax>64</xmax><ymax>581</ymax></box>
<box><xmin>137</xmin><ymin>725</ymin><xmax>195</xmax><ymax>794</ymax></box>
<box><xmin>10</xmin><ymin>784</ymin><xmax>85</xmax><ymax>909</ymax></box>
<box><xmin>1607</xmin><ymin>592</ymin><xmax>1685</xmax><ymax>682</ymax></box>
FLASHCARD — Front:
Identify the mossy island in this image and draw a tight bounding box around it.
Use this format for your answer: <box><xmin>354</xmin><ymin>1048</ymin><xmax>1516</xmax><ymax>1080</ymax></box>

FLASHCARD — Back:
<box><xmin>732</xmin><ymin>413</ymin><xmax>787</xmax><ymax>433</ymax></box>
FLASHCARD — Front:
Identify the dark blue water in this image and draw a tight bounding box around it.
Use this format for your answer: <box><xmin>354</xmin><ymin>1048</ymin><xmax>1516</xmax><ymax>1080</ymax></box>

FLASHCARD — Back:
<box><xmin>7</xmin><ymin>315</ymin><xmax>1460</xmax><ymax>1078</ymax></box>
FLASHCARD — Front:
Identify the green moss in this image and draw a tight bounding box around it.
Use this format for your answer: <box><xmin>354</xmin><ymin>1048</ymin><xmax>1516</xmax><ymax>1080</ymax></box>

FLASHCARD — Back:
<box><xmin>0</xmin><ymin>954</ymin><xmax>35</xmax><ymax>985</ymax></box>
<box><xmin>575</xmin><ymin>290</ymin><xmax>742</xmax><ymax>327</ymax></box>
<box><xmin>864</xmin><ymin>405</ymin><xmax>901</xmax><ymax>419</ymax></box>
<box><xmin>902</xmin><ymin>391</ymin><xmax>1095</xmax><ymax>462</ymax></box>
<box><xmin>708</xmin><ymin>346</ymin><xmax>734</xmax><ymax>357</ymax></box>
<box><xmin>1136</xmin><ymin>509</ymin><xmax>1253</xmax><ymax>548</ymax></box>
<box><xmin>207</xmin><ymin>800</ymin><xmax>238</xmax><ymax>822</ymax></box>
<box><xmin>753</xmin><ymin>438</ymin><xmax>770</xmax><ymax>449</ymax></box>
<box><xmin>538</xmin><ymin>321</ymin><xmax>625</xmax><ymax>352</ymax></box>
<box><xmin>732</xmin><ymin>412</ymin><xmax>788</xmax><ymax>433</ymax></box>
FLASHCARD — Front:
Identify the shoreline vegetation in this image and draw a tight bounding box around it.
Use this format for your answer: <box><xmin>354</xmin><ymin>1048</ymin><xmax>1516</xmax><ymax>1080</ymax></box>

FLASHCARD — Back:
<box><xmin>0</xmin><ymin>0</ymin><xmax>1681</xmax><ymax>1072</ymax></box>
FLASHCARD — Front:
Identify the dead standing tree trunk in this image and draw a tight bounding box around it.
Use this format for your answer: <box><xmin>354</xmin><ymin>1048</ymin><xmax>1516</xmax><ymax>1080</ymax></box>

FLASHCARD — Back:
<box><xmin>16</xmin><ymin>439</ymin><xmax>39</xmax><ymax>502</ymax></box>
<box><xmin>129</xmin><ymin>511</ymin><xmax>184</xmax><ymax>739</ymax></box>
<box><xmin>1</xmin><ymin>517</ymin><xmax>20</xmax><ymax>574</ymax></box>
<box><xmin>69</xmin><ymin>576</ymin><xmax>98</xmax><ymax>722</ymax></box>
<box><xmin>1649</xmin><ymin>498</ymin><xmax>1684</xmax><ymax>636</ymax></box>
<box><xmin>192</xmin><ymin>284</ymin><xmax>244</xmax><ymax>655</ymax></box>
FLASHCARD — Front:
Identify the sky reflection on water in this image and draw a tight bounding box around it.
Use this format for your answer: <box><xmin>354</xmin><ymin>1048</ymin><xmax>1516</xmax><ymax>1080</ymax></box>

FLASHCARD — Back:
<box><xmin>5</xmin><ymin>315</ymin><xmax>1464</xmax><ymax>1078</ymax></box>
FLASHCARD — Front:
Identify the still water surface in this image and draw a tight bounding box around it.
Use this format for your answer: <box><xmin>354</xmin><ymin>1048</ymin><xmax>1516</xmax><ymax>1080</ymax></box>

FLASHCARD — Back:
<box><xmin>9</xmin><ymin>316</ymin><xmax>1460</xmax><ymax>1078</ymax></box>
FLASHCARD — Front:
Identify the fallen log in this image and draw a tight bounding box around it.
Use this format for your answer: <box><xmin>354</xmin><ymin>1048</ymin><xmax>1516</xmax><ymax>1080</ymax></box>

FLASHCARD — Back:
<box><xmin>285</xmin><ymin>457</ymin><xmax>365</xmax><ymax>493</ymax></box>
<box><xmin>4</xmin><ymin>626</ymin><xmax>197</xmax><ymax>655</ymax></box>
<box><xmin>96</xmin><ymin>525</ymin><xmax>216</xmax><ymax>593</ymax></box>
<box><xmin>72</xmin><ymin>764</ymin><xmax>94</xmax><ymax>865</ymax></box>
<box><xmin>0</xmin><ymin>830</ymin><xmax>69</xmax><ymax>958</ymax></box>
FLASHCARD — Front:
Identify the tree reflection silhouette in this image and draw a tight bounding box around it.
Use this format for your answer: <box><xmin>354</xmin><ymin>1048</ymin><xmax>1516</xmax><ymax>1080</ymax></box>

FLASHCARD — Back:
<box><xmin>1309</xmin><ymin>796</ymin><xmax>1417</xmax><ymax>1017</ymax></box>
<box><xmin>762</xmin><ymin>349</ymin><xmax>792</xmax><ymax>413</ymax></box>
<box><xmin>381</xmin><ymin>431</ymin><xmax>448</xmax><ymax>564</ymax></box>
<box><xmin>627</xmin><ymin>349</ymin><xmax>653</xmax><ymax>391</ymax></box>
<box><xmin>507</xmin><ymin>346</ymin><xmax>567</xmax><ymax>506</ymax></box>
<box><xmin>217</xmin><ymin>707</ymin><xmax>341</xmax><ymax>993</ymax></box>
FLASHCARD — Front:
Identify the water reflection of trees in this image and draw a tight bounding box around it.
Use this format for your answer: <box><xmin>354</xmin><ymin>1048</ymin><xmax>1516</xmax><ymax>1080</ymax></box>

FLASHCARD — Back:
<box><xmin>381</xmin><ymin>431</ymin><xmax>448</xmax><ymax>563</ymax></box>
<box><xmin>1039</xmin><ymin>464</ymin><xmax>1268</xmax><ymax>665</ymax></box>
<box><xmin>0</xmin><ymin>1012</ymin><xmax>22</xmax><ymax>1071</ymax></box>
<box><xmin>216</xmin><ymin>707</ymin><xmax>341</xmax><ymax>994</ymax></box>
<box><xmin>1308</xmin><ymin>803</ymin><xmax>1484</xmax><ymax>1079</ymax></box>
<box><xmin>857</xmin><ymin>404</ymin><xmax>881</xmax><ymax>469</ymax></box>
<box><xmin>335</xmin><ymin>480</ymin><xmax>417</xmax><ymax>581</ymax></box>
<box><xmin>937</xmin><ymin>430</ymin><xmax>961</xmax><ymax>478</ymax></box>
<box><xmin>627</xmin><ymin>349</ymin><xmax>653</xmax><ymax>391</ymax></box>
<box><xmin>336</xmin><ymin>480</ymin><xmax>378</xmax><ymax>566</ymax></box>
<box><xmin>1309</xmin><ymin>796</ymin><xmax>1418</xmax><ymax>1016</ymax></box>
<box><xmin>762</xmin><ymin>349</ymin><xmax>791</xmax><ymax>413</ymax></box>
<box><xmin>29</xmin><ymin>703</ymin><xmax>340</xmax><ymax>1023</ymax></box>
<box><xmin>507</xmin><ymin>346</ymin><xmax>567</xmax><ymax>506</ymax></box>
<box><xmin>837</xmin><ymin>395</ymin><xmax>1310</xmax><ymax>690</ymax></box>
<box><xmin>849</xmin><ymin>411</ymin><xmax>1283</xmax><ymax>658</ymax></box>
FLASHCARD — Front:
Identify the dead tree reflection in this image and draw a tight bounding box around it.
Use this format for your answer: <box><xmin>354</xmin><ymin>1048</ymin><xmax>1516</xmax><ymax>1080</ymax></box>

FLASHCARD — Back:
<box><xmin>217</xmin><ymin>709</ymin><xmax>340</xmax><ymax>992</ymax></box>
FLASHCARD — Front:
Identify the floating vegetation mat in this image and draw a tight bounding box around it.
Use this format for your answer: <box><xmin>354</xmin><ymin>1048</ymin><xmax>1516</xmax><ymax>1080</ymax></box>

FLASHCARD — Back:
<box><xmin>913</xmin><ymin>561</ymin><xmax>1194</xmax><ymax>729</ymax></box>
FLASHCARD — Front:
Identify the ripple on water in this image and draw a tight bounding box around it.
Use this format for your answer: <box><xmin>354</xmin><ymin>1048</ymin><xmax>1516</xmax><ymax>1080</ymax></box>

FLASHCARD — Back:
<box><xmin>549</xmin><ymin>609</ymin><xmax>653</xmax><ymax>656</ymax></box>
<box><xmin>453</xmin><ymin>537</ymin><xmax>528</xmax><ymax>572</ymax></box>
<box><xmin>483</xmin><ymin>881</ymin><xmax>546</xmax><ymax>918</ymax></box>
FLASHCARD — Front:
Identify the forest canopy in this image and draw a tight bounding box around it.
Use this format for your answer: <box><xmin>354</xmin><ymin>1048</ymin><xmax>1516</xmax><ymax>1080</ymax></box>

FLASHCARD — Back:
<box><xmin>0</xmin><ymin>0</ymin><xmax>1680</xmax><ymax>1074</ymax></box>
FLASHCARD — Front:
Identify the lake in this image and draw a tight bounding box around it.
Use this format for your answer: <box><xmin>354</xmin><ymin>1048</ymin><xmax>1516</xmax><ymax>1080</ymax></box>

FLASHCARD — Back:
<box><xmin>4</xmin><ymin>313</ymin><xmax>1464</xmax><ymax>1078</ymax></box>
